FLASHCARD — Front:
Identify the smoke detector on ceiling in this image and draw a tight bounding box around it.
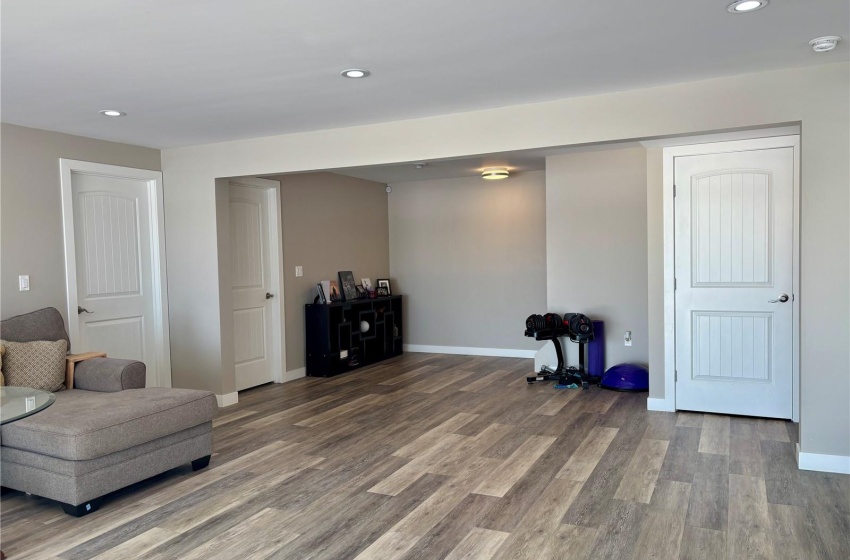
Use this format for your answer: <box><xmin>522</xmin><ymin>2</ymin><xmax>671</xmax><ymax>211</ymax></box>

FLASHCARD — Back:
<box><xmin>809</xmin><ymin>36</ymin><xmax>842</xmax><ymax>53</ymax></box>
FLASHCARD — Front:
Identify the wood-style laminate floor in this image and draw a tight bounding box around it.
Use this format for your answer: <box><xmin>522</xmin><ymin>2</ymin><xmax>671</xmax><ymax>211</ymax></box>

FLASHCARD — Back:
<box><xmin>1</xmin><ymin>353</ymin><xmax>848</xmax><ymax>559</ymax></box>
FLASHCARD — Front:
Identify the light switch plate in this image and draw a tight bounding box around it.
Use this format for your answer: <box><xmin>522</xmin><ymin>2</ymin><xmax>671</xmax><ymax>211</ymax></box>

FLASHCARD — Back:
<box><xmin>624</xmin><ymin>330</ymin><xmax>632</xmax><ymax>347</ymax></box>
<box><xmin>295</xmin><ymin>266</ymin><xmax>303</xmax><ymax>277</ymax></box>
<box><xmin>19</xmin><ymin>275</ymin><xmax>30</xmax><ymax>291</ymax></box>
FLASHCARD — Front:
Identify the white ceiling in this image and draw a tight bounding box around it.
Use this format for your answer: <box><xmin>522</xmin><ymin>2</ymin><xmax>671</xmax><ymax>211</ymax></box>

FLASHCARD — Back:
<box><xmin>2</xmin><ymin>1</ymin><xmax>847</xmax><ymax>148</ymax></box>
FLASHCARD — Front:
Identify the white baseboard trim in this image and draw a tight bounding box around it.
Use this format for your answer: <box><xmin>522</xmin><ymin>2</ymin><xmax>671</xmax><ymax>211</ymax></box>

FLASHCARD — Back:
<box><xmin>404</xmin><ymin>344</ymin><xmax>536</xmax><ymax>359</ymax></box>
<box><xmin>282</xmin><ymin>367</ymin><xmax>306</xmax><ymax>383</ymax></box>
<box><xmin>646</xmin><ymin>397</ymin><xmax>676</xmax><ymax>412</ymax></box>
<box><xmin>215</xmin><ymin>392</ymin><xmax>239</xmax><ymax>408</ymax></box>
<box><xmin>796</xmin><ymin>443</ymin><xmax>850</xmax><ymax>474</ymax></box>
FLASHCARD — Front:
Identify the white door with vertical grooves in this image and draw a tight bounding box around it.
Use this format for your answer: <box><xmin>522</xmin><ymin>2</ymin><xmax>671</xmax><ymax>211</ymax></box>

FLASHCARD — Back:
<box><xmin>229</xmin><ymin>180</ymin><xmax>277</xmax><ymax>391</ymax></box>
<box><xmin>675</xmin><ymin>148</ymin><xmax>794</xmax><ymax>418</ymax></box>
<box><xmin>72</xmin><ymin>172</ymin><xmax>160</xmax><ymax>386</ymax></box>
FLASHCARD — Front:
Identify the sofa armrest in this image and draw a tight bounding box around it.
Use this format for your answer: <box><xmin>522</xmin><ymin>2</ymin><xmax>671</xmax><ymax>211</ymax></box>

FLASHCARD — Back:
<box><xmin>72</xmin><ymin>358</ymin><xmax>146</xmax><ymax>392</ymax></box>
<box><xmin>65</xmin><ymin>352</ymin><xmax>106</xmax><ymax>388</ymax></box>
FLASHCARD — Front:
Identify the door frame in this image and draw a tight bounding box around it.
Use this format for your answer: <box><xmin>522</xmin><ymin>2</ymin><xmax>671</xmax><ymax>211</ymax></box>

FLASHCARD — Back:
<box><xmin>227</xmin><ymin>177</ymin><xmax>286</xmax><ymax>384</ymax></box>
<box><xmin>59</xmin><ymin>159</ymin><xmax>172</xmax><ymax>387</ymax></box>
<box><xmin>662</xmin><ymin>136</ymin><xmax>800</xmax><ymax>421</ymax></box>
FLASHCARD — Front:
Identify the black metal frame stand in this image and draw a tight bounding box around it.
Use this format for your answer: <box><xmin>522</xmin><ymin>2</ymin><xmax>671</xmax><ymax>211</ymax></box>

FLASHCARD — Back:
<box><xmin>526</xmin><ymin>333</ymin><xmax>591</xmax><ymax>389</ymax></box>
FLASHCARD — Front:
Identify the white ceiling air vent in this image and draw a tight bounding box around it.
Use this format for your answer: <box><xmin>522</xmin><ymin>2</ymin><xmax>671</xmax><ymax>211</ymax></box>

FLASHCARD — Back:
<box><xmin>809</xmin><ymin>36</ymin><xmax>841</xmax><ymax>53</ymax></box>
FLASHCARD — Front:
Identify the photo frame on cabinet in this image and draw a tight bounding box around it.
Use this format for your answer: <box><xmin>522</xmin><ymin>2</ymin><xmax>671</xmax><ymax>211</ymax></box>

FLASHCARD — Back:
<box><xmin>338</xmin><ymin>271</ymin><xmax>358</xmax><ymax>301</ymax></box>
<box><xmin>377</xmin><ymin>279</ymin><xmax>392</xmax><ymax>295</ymax></box>
<box><xmin>328</xmin><ymin>280</ymin><xmax>342</xmax><ymax>302</ymax></box>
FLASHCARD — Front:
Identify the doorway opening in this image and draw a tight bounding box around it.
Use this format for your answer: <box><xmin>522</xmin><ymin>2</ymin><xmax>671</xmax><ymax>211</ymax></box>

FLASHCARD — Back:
<box><xmin>60</xmin><ymin>159</ymin><xmax>172</xmax><ymax>388</ymax></box>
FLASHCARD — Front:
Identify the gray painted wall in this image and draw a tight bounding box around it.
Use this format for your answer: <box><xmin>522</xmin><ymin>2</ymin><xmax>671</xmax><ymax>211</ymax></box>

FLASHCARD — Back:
<box><xmin>0</xmin><ymin>123</ymin><xmax>161</xmax><ymax>325</ymax></box>
<box><xmin>546</xmin><ymin>147</ymin><xmax>649</xmax><ymax>369</ymax></box>
<box><xmin>270</xmin><ymin>172</ymin><xmax>390</xmax><ymax>372</ymax></box>
<box><xmin>388</xmin><ymin>171</ymin><xmax>546</xmax><ymax>352</ymax></box>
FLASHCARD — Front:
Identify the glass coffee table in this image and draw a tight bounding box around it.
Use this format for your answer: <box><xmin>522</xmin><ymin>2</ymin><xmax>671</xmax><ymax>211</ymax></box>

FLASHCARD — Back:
<box><xmin>1</xmin><ymin>387</ymin><xmax>55</xmax><ymax>559</ymax></box>
<box><xmin>0</xmin><ymin>386</ymin><xmax>56</xmax><ymax>425</ymax></box>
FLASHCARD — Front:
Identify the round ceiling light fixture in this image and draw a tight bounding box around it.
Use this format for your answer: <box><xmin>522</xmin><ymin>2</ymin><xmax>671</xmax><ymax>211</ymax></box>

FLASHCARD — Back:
<box><xmin>727</xmin><ymin>0</ymin><xmax>768</xmax><ymax>13</ymax></box>
<box><xmin>99</xmin><ymin>109</ymin><xmax>126</xmax><ymax>117</ymax></box>
<box><xmin>481</xmin><ymin>167</ymin><xmax>509</xmax><ymax>180</ymax></box>
<box><xmin>809</xmin><ymin>36</ymin><xmax>842</xmax><ymax>53</ymax></box>
<box><xmin>341</xmin><ymin>68</ymin><xmax>370</xmax><ymax>79</ymax></box>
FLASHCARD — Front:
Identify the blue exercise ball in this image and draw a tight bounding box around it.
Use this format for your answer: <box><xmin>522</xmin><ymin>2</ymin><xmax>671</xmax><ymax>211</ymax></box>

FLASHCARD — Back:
<box><xmin>600</xmin><ymin>363</ymin><xmax>649</xmax><ymax>392</ymax></box>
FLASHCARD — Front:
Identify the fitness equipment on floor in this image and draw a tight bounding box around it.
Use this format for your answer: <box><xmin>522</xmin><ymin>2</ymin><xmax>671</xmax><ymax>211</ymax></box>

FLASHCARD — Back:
<box><xmin>525</xmin><ymin>312</ymin><xmax>600</xmax><ymax>389</ymax></box>
<box><xmin>599</xmin><ymin>363</ymin><xmax>649</xmax><ymax>392</ymax></box>
<box><xmin>586</xmin><ymin>320</ymin><xmax>605</xmax><ymax>379</ymax></box>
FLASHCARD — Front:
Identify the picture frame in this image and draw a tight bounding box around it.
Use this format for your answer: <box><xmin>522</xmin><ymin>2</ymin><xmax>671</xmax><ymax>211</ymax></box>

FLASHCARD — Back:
<box><xmin>327</xmin><ymin>280</ymin><xmax>342</xmax><ymax>302</ymax></box>
<box><xmin>355</xmin><ymin>285</ymin><xmax>368</xmax><ymax>299</ymax></box>
<box><xmin>376</xmin><ymin>286</ymin><xmax>390</xmax><ymax>297</ymax></box>
<box><xmin>338</xmin><ymin>271</ymin><xmax>358</xmax><ymax>302</ymax></box>
<box><xmin>377</xmin><ymin>279</ymin><xmax>392</xmax><ymax>295</ymax></box>
<box><xmin>316</xmin><ymin>282</ymin><xmax>326</xmax><ymax>304</ymax></box>
<box><xmin>361</xmin><ymin>278</ymin><xmax>373</xmax><ymax>290</ymax></box>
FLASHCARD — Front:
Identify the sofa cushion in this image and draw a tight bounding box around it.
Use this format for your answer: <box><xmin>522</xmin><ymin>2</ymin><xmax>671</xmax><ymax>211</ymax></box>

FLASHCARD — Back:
<box><xmin>1</xmin><ymin>423</ymin><xmax>211</xmax><ymax>477</ymax></box>
<box><xmin>1</xmin><ymin>339</ymin><xmax>66</xmax><ymax>392</ymax></box>
<box><xmin>0</xmin><ymin>388</ymin><xmax>217</xmax><ymax>461</ymax></box>
<box><xmin>0</xmin><ymin>308</ymin><xmax>71</xmax><ymax>351</ymax></box>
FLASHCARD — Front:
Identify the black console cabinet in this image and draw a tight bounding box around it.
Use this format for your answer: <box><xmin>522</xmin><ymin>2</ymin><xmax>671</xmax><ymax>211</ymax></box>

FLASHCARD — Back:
<box><xmin>305</xmin><ymin>295</ymin><xmax>402</xmax><ymax>377</ymax></box>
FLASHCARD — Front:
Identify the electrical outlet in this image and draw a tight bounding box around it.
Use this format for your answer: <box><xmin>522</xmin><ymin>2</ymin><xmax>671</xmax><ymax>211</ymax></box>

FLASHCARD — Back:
<box><xmin>624</xmin><ymin>331</ymin><xmax>632</xmax><ymax>347</ymax></box>
<box><xmin>295</xmin><ymin>266</ymin><xmax>303</xmax><ymax>277</ymax></box>
<box><xmin>19</xmin><ymin>275</ymin><xmax>30</xmax><ymax>291</ymax></box>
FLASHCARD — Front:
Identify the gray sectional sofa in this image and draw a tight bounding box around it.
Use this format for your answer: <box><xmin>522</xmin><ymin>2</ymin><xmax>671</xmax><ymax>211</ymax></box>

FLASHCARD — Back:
<box><xmin>1</xmin><ymin>308</ymin><xmax>217</xmax><ymax>516</ymax></box>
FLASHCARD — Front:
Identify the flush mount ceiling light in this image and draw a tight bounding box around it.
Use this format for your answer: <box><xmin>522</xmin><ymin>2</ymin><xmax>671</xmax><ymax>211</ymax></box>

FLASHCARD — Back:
<box><xmin>481</xmin><ymin>167</ymin><xmax>509</xmax><ymax>180</ymax></box>
<box><xmin>809</xmin><ymin>36</ymin><xmax>842</xmax><ymax>52</ymax></box>
<box><xmin>340</xmin><ymin>69</ymin><xmax>370</xmax><ymax>79</ymax></box>
<box><xmin>727</xmin><ymin>0</ymin><xmax>768</xmax><ymax>13</ymax></box>
<box><xmin>99</xmin><ymin>109</ymin><xmax>126</xmax><ymax>117</ymax></box>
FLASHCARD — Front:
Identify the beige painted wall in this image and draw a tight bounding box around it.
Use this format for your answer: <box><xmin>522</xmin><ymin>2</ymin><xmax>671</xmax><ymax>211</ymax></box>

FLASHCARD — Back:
<box><xmin>213</xmin><ymin>179</ymin><xmax>236</xmax><ymax>395</ymax></box>
<box><xmin>546</xmin><ymin>148</ymin><xmax>648</xmax><ymax>368</ymax></box>
<box><xmin>0</xmin><ymin>123</ymin><xmax>161</xmax><ymax>327</ymax></box>
<box><xmin>388</xmin><ymin>172</ymin><xmax>546</xmax><ymax>353</ymax></box>
<box><xmin>646</xmin><ymin>148</ymin><xmax>665</xmax><ymax>399</ymax></box>
<box><xmin>162</xmin><ymin>63</ymin><xmax>848</xmax><ymax>459</ymax></box>
<box><xmin>266</xmin><ymin>172</ymin><xmax>390</xmax><ymax>372</ymax></box>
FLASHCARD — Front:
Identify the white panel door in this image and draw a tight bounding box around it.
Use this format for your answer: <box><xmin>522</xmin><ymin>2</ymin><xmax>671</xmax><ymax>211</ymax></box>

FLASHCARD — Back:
<box><xmin>230</xmin><ymin>182</ymin><xmax>276</xmax><ymax>390</ymax></box>
<box><xmin>675</xmin><ymin>148</ymin><xmax>794</xmax><ymax>418</ymax></box>
<box><xmin>72</xmin><ymin>172</ymin><xmax>161</xmax><ymax>386</ymax></box>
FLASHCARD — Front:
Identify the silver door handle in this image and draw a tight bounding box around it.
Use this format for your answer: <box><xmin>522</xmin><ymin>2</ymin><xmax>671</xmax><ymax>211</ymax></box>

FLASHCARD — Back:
<box><xmin>265</xmin><ymin>293</ymin><xmax>274</xmax><ymax>299</ymax></box>
<box><xmin>768</xmin><ymin>294</ymin><xmax>789</xmax><ymax>303</ymax></box>
<box><xmin>77</xmin><ymin>306</ymin><xmax>94</xmax><ymax>314</ymax></box>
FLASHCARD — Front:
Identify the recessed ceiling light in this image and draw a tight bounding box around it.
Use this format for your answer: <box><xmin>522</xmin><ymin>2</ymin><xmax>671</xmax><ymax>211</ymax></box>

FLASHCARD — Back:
<box><xmin>727</xmin><ymin>0</ymin><xmax>768</xmax><ymax>13</ymax></box>
<box><xmin>481</xmin><ymin>167</ymin><xmax>509</xmax><ymax>180</ymax></box>
<box><xmin>99</xmin><ymin>109</ymin><xmax>126</xmax><ymax>117</ymax></box>
<box><xmin>809</xmin><ymin>36</ymin><xmax>842</xmax><ymax>53</ymax></box>
<box><xmin>341</xmin><ymin>69</ymin><xmax>370</xmax><ymax>79</ymax></box>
